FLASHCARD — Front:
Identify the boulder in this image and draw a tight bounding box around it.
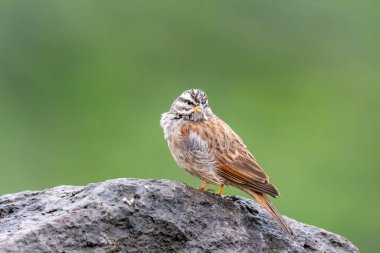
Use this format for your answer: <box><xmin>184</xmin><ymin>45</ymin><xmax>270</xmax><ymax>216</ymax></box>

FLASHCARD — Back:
<box><xmin>0</xmin><ymin>179</ymin><xmax>359</xmax><ymax>252</ymax></box>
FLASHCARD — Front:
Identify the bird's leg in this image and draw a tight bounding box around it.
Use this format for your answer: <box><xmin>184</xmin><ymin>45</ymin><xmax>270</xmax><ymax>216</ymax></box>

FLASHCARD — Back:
<box><xmin>199</xmin><ymin>182</ymin><xmax>209</xmax><ymax>191</ymax></box>
<box><xmin>217</xmin><ymin>184</ymin><xmax>224</xmax><ymax>196</ymax></box>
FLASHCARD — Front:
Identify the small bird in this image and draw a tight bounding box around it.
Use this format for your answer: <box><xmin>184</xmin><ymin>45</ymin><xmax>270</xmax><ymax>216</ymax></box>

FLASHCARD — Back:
<box><xmin>160</xmin><ymin>89</ymin><xmax>293</xmax><ymax>235</ymax></box>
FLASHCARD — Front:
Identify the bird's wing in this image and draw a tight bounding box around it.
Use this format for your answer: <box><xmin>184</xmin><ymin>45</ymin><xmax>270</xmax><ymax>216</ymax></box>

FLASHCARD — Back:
<box><xmin>183</xmin><ymin>116</ymin><xmax>279</xmax><ymax>197</ymax></box>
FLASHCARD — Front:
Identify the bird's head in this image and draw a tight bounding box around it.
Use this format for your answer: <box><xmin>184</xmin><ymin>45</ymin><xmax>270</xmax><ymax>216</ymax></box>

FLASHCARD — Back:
<box><xmin>170</xmin><ymin>89</ymin><xmax>213</xmax><ymax>121</ymax></box>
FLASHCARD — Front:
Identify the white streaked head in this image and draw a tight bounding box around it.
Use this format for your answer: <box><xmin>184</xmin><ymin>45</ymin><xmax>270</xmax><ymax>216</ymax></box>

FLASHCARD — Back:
<box><xmin>169</xmin><ymin>89</ymin><xmax>213</xmax><ymax>121</ymax></box>
<box><xmin>160</xmin><ymin>89</ymin><xmax>213</xmax><ymax>140</ymax></box>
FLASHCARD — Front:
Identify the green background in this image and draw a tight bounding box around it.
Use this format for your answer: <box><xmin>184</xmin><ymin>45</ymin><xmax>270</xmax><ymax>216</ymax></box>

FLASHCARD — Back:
<box><xmin>1</xmin><ymin>1</ymin><xmax>379</xmax><ymax>252</ymax></box>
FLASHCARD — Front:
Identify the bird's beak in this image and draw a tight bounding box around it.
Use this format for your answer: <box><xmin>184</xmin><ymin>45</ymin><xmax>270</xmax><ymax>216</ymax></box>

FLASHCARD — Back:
<box><xmin>193</xmin><ymin>106</ymin><xmax>202</xmax><ymax>113</ymax></box>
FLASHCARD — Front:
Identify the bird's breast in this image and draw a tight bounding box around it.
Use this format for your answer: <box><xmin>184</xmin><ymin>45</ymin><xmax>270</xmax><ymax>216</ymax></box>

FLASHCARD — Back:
<box><xmin>167</xmin><ymin>121</ymin><xmax>222</xmax><ymax>184</ymax></box>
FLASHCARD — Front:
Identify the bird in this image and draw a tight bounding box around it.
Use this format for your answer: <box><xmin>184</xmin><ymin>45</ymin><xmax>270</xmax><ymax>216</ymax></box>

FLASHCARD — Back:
<box><xmin>160</xmin><ymin>88</ymin><xmax>293</xmax><ymax>235</ymax></box>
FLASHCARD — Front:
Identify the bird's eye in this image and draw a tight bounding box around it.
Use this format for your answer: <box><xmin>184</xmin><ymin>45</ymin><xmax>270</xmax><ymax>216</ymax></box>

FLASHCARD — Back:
<box><xmin>187</xmin><ymin>101</ymin><xmax>192</xmax><ymax>105</ymax></box>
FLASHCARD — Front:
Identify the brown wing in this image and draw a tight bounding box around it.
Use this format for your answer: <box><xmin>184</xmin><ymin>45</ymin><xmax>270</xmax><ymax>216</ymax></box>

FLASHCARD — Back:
<box><xmin>186</xmin><ymin>116</ymin><xmax>280</xmax><ymax>197</ymax></box>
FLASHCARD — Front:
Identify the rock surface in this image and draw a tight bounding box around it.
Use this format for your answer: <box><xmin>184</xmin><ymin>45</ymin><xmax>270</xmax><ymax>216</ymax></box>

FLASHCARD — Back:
<box><xmin>0</xmin><ymin>179</ymin><xmax>358</xmax><ymax>253</ymax></box>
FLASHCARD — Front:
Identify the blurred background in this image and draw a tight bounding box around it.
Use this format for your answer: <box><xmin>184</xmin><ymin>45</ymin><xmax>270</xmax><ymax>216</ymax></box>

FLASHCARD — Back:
<box><xmin>1</xmin><ymin>1</ymin><xmax>379</xmax><ymax>251</ymax></box>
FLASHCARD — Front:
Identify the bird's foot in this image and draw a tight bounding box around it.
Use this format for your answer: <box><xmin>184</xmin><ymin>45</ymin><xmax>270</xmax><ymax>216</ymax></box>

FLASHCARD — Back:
<box><xmin>198</xmin><ymin>182</ymin><xmax>208</xmax><ymax>191</ymax></box>
<box><xmin>217</xmin><ymin>184</ymin><xmax>224</xmax><ymax>196</ymax></box>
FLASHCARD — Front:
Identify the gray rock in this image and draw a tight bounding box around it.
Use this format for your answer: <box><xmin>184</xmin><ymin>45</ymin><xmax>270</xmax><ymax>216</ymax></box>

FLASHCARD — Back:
<box><xmin>0</xmin><ymin>179</ymin><xmax>358</xmax><ymax>253</ymax></box>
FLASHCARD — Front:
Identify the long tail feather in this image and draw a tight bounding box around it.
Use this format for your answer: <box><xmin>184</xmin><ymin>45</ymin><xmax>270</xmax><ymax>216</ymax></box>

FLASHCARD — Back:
<box><xmin>246</xmin><ymin>190</ymin><xmax>293</xmax><ymax>235</ymax></box>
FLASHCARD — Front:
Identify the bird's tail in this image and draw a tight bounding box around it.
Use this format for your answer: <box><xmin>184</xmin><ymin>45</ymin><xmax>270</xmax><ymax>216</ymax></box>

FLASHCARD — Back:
<box><xmin>246</xmin><ymin>190</ymin><xmax>293</xmax><ymax>235</ymax></box>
